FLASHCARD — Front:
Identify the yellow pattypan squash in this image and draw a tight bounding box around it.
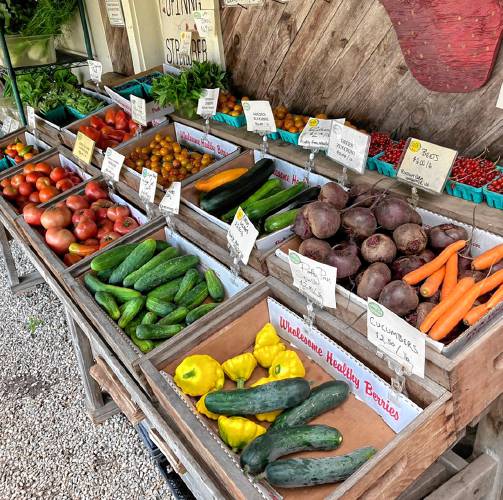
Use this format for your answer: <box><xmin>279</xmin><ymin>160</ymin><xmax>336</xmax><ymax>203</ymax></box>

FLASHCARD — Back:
<box><xmin>174</xmin><ymin>354</ymin><xmax>224</xmax><ymax>396</ymax></box>
<box><xmin>196</xmin><ymin>392</ymin><xmax>220</xmax><ymax>420</ymax></box>
<box><xmin>253</xmin><ymin>323</ymin><xmax>286</xmax><ymax>368</ymax></box>
<box><xmin>222</xmin><ymin>352</ymin><xmax>257</xmax><ymax>388</ymax></box>
<box><xmin>218</xmin><ymin>415</ymin><xmax>266</xmax><ymax>452</ymax></box>
<box><xmin>269</xmin><ymin>350</ymin><xmax>305</xmax><ymax>380</ymax></box>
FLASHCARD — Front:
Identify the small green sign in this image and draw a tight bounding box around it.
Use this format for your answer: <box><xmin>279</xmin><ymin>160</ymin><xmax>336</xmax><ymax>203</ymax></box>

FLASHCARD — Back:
<box><xmin>368</xmin><ymin>301</ymin><xmax>383</xmax><ymax>317</ymax></box>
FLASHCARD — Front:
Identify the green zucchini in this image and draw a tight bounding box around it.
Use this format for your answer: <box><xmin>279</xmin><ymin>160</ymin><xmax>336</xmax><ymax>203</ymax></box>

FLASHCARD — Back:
<box><xmin>205</xmin><ymin>377</ymin><xmax>310</xmax><ymax>416</ymax></box>
<box><xmin>134</xmin><ymin>255</ymin><xmax>200</xmax><ymax>292</ymax></box>
<box><xmin>130</xmin><ymin>331</ymin><xmax>155</xmax><ymax>353</ymax></box>
<box><xmin>147</xmin><ymin>277</ymin><xmax>184</xmax><ymax>302</ymax></box>
<box><xmin>136</xmin><ymin>323</ymin><xmax>184</xmax><ymax>340</ymax></box>
<box><xmin>245</xmin><ymin>182</ymin><xmax>307</xmax><ymax>222</ymax></box>
<box><xmin>123</xmin><ymin>247</ymin><xmax>179</xmax><ymax>288</ymax></box>
<box><xmin>174</xmin><ymin>268</ymin><xmax>200</xmax><ymax>304</ymax></box>
<box><xmin>158</xmin><ymin>307</ymin><xmax>189</xmax><ymax>325</ymax></box>
<box><xmin>264</xmin><ymin>447</ymin><xmax>377</xmax><ymax>487</ymax></box>
<box><xmin>221</xmin><ymin>178</ymin><xmax>283</xmax><ymax>222</ymax></box>
<box><xmin>185</xmin><ymin>303</ymin><xmax>218</xmax><ymax>324</ymax></box>
<box><xmin>200</xmin><ymin>158</ymin><xmax>275</xmax><ymax>215</ymax></box>
<box><xmin>146</xmin><ymin>296</ymin><xmax>176</xmax><ymax>317</ymax></box>
<box><xmin>264</xmin><ymin>209</ymin><xmax>299</xmax><ymax>233</ymax></box>
<box><xmin>109</xmin><ymin>239</ymin><xmax>157</xmax><ymax>285</ymax></box>
<box><xmin>94</xmin><ymin>291</ymin><xmax>120</xmax><ymax>320</ymax></box>
<box><xmin>240</xmin><ymin>425</ymin><xmax>343</xmax><ymax>474</ymax></box>
<box><xmin>271</xmin><ymin>381</ymin><xmax>349</xmax><ymax>430</ymax></box>
<box><xmin>141</xmin><ymin>311</ymin><xmax>158</xmax><ymax>325</ymax></box>
<box><xmin>90</xmin><ymin>243</ymin><xmax>138</xmax><ymax>272</ymax></box>
<box><xmin>97</xmin><ymin>268</ymin><xmax>114</xmax><ymax>282</ymax></box>
<box><xmin>118</xmin><ymin>296</ymin><xmax>146</xmax><ymax>329</ymax></box>
<box><xmin>155</xmin><ymin>240</ymin><xmax>170</xmax><ymax>252</ymax></box>
<box><xmin>178</xmin><ymin>282</ymin><xmax>208</xmax><ymax>309</ymax></box>
<box><xmin>204</xmin><ymin>269</ymin><xmax>224</xmax><ymax>302</ymax></box>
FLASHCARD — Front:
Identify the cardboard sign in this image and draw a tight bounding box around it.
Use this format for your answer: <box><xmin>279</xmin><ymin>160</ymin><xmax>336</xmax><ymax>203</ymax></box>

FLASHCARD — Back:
<box><xmin>227</xmin><ymin>207</ymin><xmax>258</xmax><ymax>265</ymax></box>
<box><xmin>193</xmin><ymin>10</ymin><xmax>215</xmax><ymax>37</ymax></box>
<box><xmin>242</xmin><ymin>100</ymin><xmax>276</xmax><ymax>134</ymax></box>
<box><xmin>139</xmin><ymin>168</ymin><xmax>158</xmax><ymax>204</ymax></box>
<box><xmin>288</xmin><ymin>250</ymin><xmax>337</xmax><ymax>308</ymax></box>
<box><xmin>367</xmin><ymin>299</ymin><xmax>425</xmax><ymax>378</ymax></box>
<box><xmin>179</xmin><ymin>31</ymin><xmax>192</xmax><ymax>57</ymax></box>
<box><xmin>105</xmin><ymin>0</ymin><xmax>125</xmax><ymax>27</ymax></box>
<box><xmin>159</xmin><ymin>182</ymin><xmax>181</xmax><ymax>215</ymax></box>
<box><xmin>299</xmin><ymin>118</ymin><xmax>344</xmax><ymax>150</ymax></box>
<box><xmin>397</xmin><ymin>138</ymin><xmax>458</xmax><ymax>193</ymax></box>
<box><xmin>72</xmin><ymin>131</ymin><xmax>95</xmax><ymax>165</ymax></box>
<box><xmin>26</xmin><ymin>106</ymin><xmax>36</xmax><ymax>129</ymax></box>
<box><xmin>197</xmin><ymin>88</ymin><xmax>219</xmax><ymax>117</ymax></box>
<box><xmin>101</xmin><ymin>147</ymin><xmax>125</xmax><ymax>182</ymax></box>
<box><xmin>130</xmin><ymin>95</ymin><xmax>147</xmax><ymax>127</ymax></box>
<box><xmin>327</xmin><ymin>121</ymin><xmax>370</xmax><ymax>174</ymax></box>
<box><xmin>87</xmin><ymin>60</ymin><xmax>103</xmax><ymax>83</ymax></box>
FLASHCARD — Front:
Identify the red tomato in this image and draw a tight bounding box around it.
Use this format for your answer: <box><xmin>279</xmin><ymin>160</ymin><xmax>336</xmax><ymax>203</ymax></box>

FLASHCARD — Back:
<box><xmin>99</xmin><ymin>231</ymin><xmax>121</xmax><ymax>248</ymax></box>
<box><xmin>85</xmin><ymin>180</ymin><xmax>108</xmax><ymax>201</ymax></box>
<box><xmin>90</xmin><ymin>115</ymin><xmax>106</xmax><ymax>130</ymax></box>
<box><xmin>36</xmin><ymin>176</ymin><xmax>52</xmax><ymax>191</ymax></box>
<box><xmin>28</xmin><ymin>191</ymin><xmax>40</xmax><ymax>203</ymax></box>
<box><xmin>23</xmin><ymin>204</ymin><xmax>44</xmax><ymax>226</ymax></box>
<box><xmin>104</xmin><ymin>109</ymin><xmax>116</xmax><ymax>125</ymax></box>
<box><xmin>78</xmin><ymin>125</ymin><xmax>101</xmax><ymax>143</ymax></box>
<box><xmin>0</xmin><ymin>178</ymin><xmax>11</xmax><ymax>188</ymax></box>
<box><xmin>34</xmin><ymin>162</ymin><xmax>52</xmax><ymax>175</ymax></box>
<box><xmin>3</xmin><ymin>185</ymin><xmax>18</xmax><ymax>199</ymax></box>
<box><xmin>26</xmin><ymin>171</ymin><xmax>43</xmax><ymax>183</ymax></box>
<box><xmin>97</xmin><ymin>219</ymin><xmax>114</xmax><ymax>239</ymax></box>
<box><xmin>7</xmin><ymin>150</ymin><xmax>16</xmax><ymax>158</ymax></box>
<box><xmin>11</xmin><ymin>174</ymin><xmax>26</xmax><ymax>188</ymax></box>
<box><xmin>39</xmin><ymin>186</ymin><xmax>60</xmax><ymax>203</ymax></box>
<box><xmin>66</xmin><ymin>194</ymin><xmax>89</xmax><ymax>211</ymax></box>
<box><xmin>107</xmin><ymin>205</ymin><xmax>130</xmax><ymax>221</ymax></box>
<box><xmin>56</xmin><ymin>178</ymin><xmax>73</xmax><ymax>191</ymax></box>
<box><xmin>114</xmin><ymin>216</ymin><xmax>139</xmax><ymax>235</ymax></box>
<box><xmin>83</xmin><ymin>238</ymin><xmax>99</xmax><ymax>246</ymax></box>
<box><xmin>40</xmin><ymin>205</ymin><xmax>72</xmax><ymax>229</ymax></box>
<box><xmin>14</xmin><ymin>156</ymin><xmax>23</xmax><ymax>164</ymax></box>
<box><xmin>128</xmin><ymin>120</ymin><xmax>139</xmax><ymax>135</ymax></box>
<box><xmin>105</xmin><ymin>128</ymin><xmax>125</xmax><ymax>142</ymax></box>
<box><xmin>72</xmin><ymin>208</ymin><xmax>96</xmax><ymax>225</ymax></box>
<box><xmin>45</xmin><ymin>228</ymin><xmax>76</xmax><ymax>254</ymax></box>
<box><xmin>63</xmin><ymin>253</ymin><xmax>82</xmax><ymax>266</ymax></box>
<box><xmin>23</xmin><ymin>163</ymin><xmax>36</xmax><ymax>174</ymax></box>
<box><xmin>18</xmin><ymin>182</ymin><xmax>34</xmax><ymax>197</ymax></box>
<box><xmin>74</xmin><ymin>217</ymin><xmax>98</xmax><ymax>241</ymax></box>
<box><xmin>49</xmin><ymin>167</ymin><xmax>68</xmax><ymax>183</ymax></box>
<box><xmin>114</xmin><ymin>110</ymin><xmax>128</xmax><ymax>130</ymax></box>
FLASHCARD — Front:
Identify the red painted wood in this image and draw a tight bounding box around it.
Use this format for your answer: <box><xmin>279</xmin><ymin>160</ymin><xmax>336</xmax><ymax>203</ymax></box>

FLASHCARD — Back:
<box><xmin>380</xmin><ymin>0</ymin><xmax>503</xmax><ymax>92</ymax></box>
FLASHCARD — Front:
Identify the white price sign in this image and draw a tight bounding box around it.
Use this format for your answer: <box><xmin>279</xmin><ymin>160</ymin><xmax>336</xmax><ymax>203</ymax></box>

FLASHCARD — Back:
<box><xmin>197</xmin><ymin>88</ymin><xmax>219</xmax><ymax>117</ymax></box>
<box><xmin>299</xmin><ymin>118</ymin><xmax>344</xmax><ymax>150</ymax></box>
<box><xmin>87</xmin><ymin>60</ymin><xmax>103</xmax><ymax>83</ymax></box>
<box><xmin>101</xmin><ymin>148</ymin><xmax>125</xmax><ymax>182</ymax></box>
<box><xmin>397</xmin><ymin>139</ymin><xmax>457</xmax><ymax>194</ymax></box>
<box><xmin>159</xmin><ymin>182</ymin><xmax>181</xmax><ymax>215</ymax></box>
<box><xmin>193</xmin><ymin>10</ymin><xmax>215</xmax><ymax>37</ymax></box>
<box><xmin>227</xmin><ymin>207</ymin><xmax>258</xmax><ymax>265</ymax></box>
<box><xmin>130</xmin><ymin>95</ymin><xmax>147</xmax><ymax>127</ymax></box>
<box><xmin>367</xmin><ymin>299</ymin><xmax>425</xmax><ymax>378</ymax></box>
<box><xmin>242</xmin><ymin>100</ymin><xmax>276</xmax><ymax>134</ymax></box>
<box><xmin>179</xmin><ymin>31</ymin><xmax>192</xmax><ymax>57</ymax></box>
<box><xmin>1</xmin><ymin>117</ymin><xmax>15</xmax><ymax>134</ymax></box>
<box><xmin>288</xmin><ymin>250</ymin><xmax>337</xmax><ymax>309</ymax></box>
<box><xmin>327</xmin><ymin>121</ymin><xmax>370</xmax><ymax>174</ymax></box>
<box><xmin>105</xmin><ymin>0</ymin><xmax>125</xmax><ymax>27</ymax></box>
<box><xmin>139</xmin><ymin>168</ymin><xmax>158</xmax><ymax>204</ymax></box>
<box><xmin>26</xmin><ymin>106</ymin><xmax>36</xmax><ymax>129</ymax></box>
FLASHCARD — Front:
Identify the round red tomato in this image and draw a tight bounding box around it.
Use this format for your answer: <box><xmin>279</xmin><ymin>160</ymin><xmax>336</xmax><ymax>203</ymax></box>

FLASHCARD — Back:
<box><xmin>56</xmin><ymin>178</ymin><xmax>73</xmax><ymax>192</ymax></box>
<box><xmin>66</xmin><ymin>194</ymin><xmax>89</xmax><ymax>211</ymax></box>
<box><xmin>114</xmin><ymin>216</ymin><xmax>139</xmax><ymax>235</ymax></box>
<box><xmin>39</xmin><ymin>186</ymin><xmax>60</xmax><ymax>203</ymax></box>
<box><xmin>72</xmin><ymin>208</ymin><xmax>96</xmax><ymax>225</ymax></box>
<box><xmin>28</xmin><ymin>191</ymin><xmax>40</xmax><ymax>203</ymax></box>
<box><xmin>26</xmin><ymin>171</ymin><xmax>43</xmax><ymax>184</ymax></box>
<box><xmin>99</xmin><ymin>231</ymin><xmax>121</xmax><ymax>248</ymax></box>
<box><xmin>107</xmin><ymin>205</ymin><xmax>130</xmax><ymax>222</ymax></box>
<box><xmin>0</xmin><ymin>178</ymin><xmax>11</xmax><ymax>188</ymax></box>
<box><xmin>3</xmin><ymin>185</ymin><xmax>18</xmax><ymax>199</ymax></box>
<box><xmin>23</xmin><ymin>163</ymin><xmax>36</xmax><ymax>174</ymax></box>
<box><xmin>63</xmin><ymin>253</ymin><xmax>82</xmax><ymax>266</ymax></box>
<box><xmin>34</xmin><ymin>162</ymin><xmax>52</xmax><ymax>175</ymax></box>
<box><xmin>18</xmin><ymin>182</ymin><xmax>34</xmax><ymax>197</ymax></box>
<box><xmin>83</xmin><ymin>238</ymin><xmax>99</xmax><ymax>246</ymax></box>
<box><xmin>40</xmin><ymin>205</ymin><xmax>72</xmax><ymax>229</ymax></box>
<box><xmin>50</xmin><ymin>167</ymin><xmax>68</xmax><ymax>183</ymax></box>
<box><xmin>84</xmin><ymin>180</ymin><xmax>108</xmax><ymax>201</ymax></box>
<box><xmin>45</xmin><ymin>227</ymin><xmax>76</xmax><ymax>254</ymax></box>
<box><xmin>74</xmin><ymin>217</ymin><xmax>98</xmax><ymax>241</ymax></box>
<box><xmin>36</xmin><ymin>177</ymin><xmax>52</xmax><ymax>191</ymax></box>
<box><xmin>97</xmin><ymin>219</ymin><xmax>114</xmax><ymax>239</ymax></box>
<box><xmin>11</xmin><ymin>174</ymin><xmax>26</xmax><ymax>188</ymax></box>
<box><xmin>23</xmin><ymin>204</ymin><xmax>44</xmax><ymax>226</ymax></box>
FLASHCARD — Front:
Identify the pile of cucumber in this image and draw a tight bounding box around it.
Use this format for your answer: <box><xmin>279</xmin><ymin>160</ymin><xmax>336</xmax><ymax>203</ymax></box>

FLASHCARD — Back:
<box><xmin>200</xmin><ymin>158</ymin><xmax>321</xmax><ymax>234</ymax></box>
<box><xmin>85</xmin><ymin>239</ymin><xmax>225</xmax><ymax>353</ymax></box>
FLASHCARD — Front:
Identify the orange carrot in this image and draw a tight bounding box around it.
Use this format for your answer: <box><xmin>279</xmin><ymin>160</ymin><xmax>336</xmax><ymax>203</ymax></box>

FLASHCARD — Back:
<box><xmin>472</xmin><ymin>243</ymin><xmax>503</xmax><ymax>270</ymax></box>
<box><xmin>486</xmin><ymin>283</ymin><xmax>503</xmax><ymax>309</ymax></box>
<box><xmin>403</xmin><ymin>240</ymin><xmax>467</xmax><ymax>285</ymax></box>
<box><xmin>476</xmin><ymin>269</ymin><xmax>503</xmax><ymax>296</ymax></box>
<box><xmin>441</xmin><ymin>253</ymin><xmax>458</xmax><ymax>300</ymax></box>
<box><xmin>463</xmin><ymin>303</ymin><xmax>489</xmax><ymax>326</ymax></box>
<box><xmin>419</xmin><ymin>277</ymin><xmax>475</xmax><ymax>333</ymax></box>
<box><xmin>420</xmin><ymin>266</ymin><xmax>445</xmax><ymax>297</ymax></box>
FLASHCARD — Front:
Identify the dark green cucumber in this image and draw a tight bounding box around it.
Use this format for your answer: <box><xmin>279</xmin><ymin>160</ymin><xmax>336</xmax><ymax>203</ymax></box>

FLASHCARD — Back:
<box><xmin>204</xmin><ymin>269</ymin><xmax>224</xmax><ymax>302</ymax></box>
<box><xmin>271</xmin><ymin>381</ymin><xmax>349</xmax><ymax>430</ymax></box>
<box><xmin>178</xmin><ymin>282</ymin><xmax>208</xmax><ymax>309</ymax></box>
<box><xmin>134</xmin><ymin>255</ymin><xmax>200</xmax><ymax>292</ymax></box>
<box><xmin>185</xmin><ymin>303</ymin><xmax>218</xmax><ymax>324</ymax></box>
<box><xmin>205</xmin><ymin>377</ymin><xmax>310</xmax><ymax>416</ymax></box>
<box><xmin>136</xmin><ymin>323</ymin><xmax>184</xmax><ymax>340</ymax></box>
<box><xmin>264</xmin><ymin>209</ymin><xmax>299</xmax><ymax>233</ymax></box>
<box><xmin>245</xmin><ymin>183</ymin><xmax>307</xmax><ymax>222</ymax></box>
<box><xmin>109</xmin><ymin>239</ymin><xmax>157</xmax><ymax>285</ymax></box>
<box><xmin>85</xmin><ymin>274</ymin><xmax>142</xmax><ymax>302</ymax></box>
<box><xmin>84</xmin><ymin>273</ymin><xmax>108</xmax><ymax>294</ymax></box>
<box><xmin>221</xmin><ymin>178</ymin><xmax>283</xmax><ymax>222</ymax></box>
<box><xmin>97</xmin><ymin>268</ymin><xmax>114</xmax><ymax>282</ymax></box>
<box><xmin>130</xmin><ymin>331</ymin><xmax>155</xmax><ymax>353</ymax></box>
<box><xmin>174</xmin><ymin>268</ymin><xmax>200</xmax><ymax>304</ymax></box>
<box><xmin>90</xmin><ymin>243</ymin><xmax>138</xmax><ymax>272</ymax></box>
<box><xmin>200</xmin><ymin>158</ymin><xmax>275</xmax><ymax>215</ymax></box>
<box><xmin>157</xmin><ymin>307</ymin><xmax>189</xmax><ymax>325</ymax></box>
<box><xmin>264</xmin><ymin>447</ymin><xmax>377</xmax><ymax>487</ymax></box>
<box><xmin>155</xmin><ymin>240</ymin><xmax>170</xmax><ymax>252</ymax></box>
<box><xmin>124</xmin><ymin>312</ymin><xmax>146</xmax><ymax>337</ymax></box>
<box><xmin>240</xmin><ymin>425</ymin><xmax>343</xmax><ymax>475</ymax></box>
<box><xmin>141</xmin><ymin>311</ymin><xmax>158</xmax><ymax>325</ymax></box>
<box><xmin>123</xmin><ymin>247</ymin><xmax>179</xmax><ymax>287</ymax></box>
<box><xmin>94</xmin><ymin>292</ymin><xmax>120</xmax><ymax>320</ymax></box>
<box><xmin>146</xmin><ymin>296</ymin><xmax>176</xmax><ymax>316</ymax></box>
<box><xmin>147</xmin><ymin>277</ymin><xmax>184</xmax><ymax>302</ymax></box>
<box><xmin>118</xmin><ymin>296</ymin><xmax>146</xmax><ymax>329</ymax></box>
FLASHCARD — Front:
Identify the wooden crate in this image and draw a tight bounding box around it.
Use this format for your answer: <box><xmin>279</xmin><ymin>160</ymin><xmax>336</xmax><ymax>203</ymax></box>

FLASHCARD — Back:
<box><xmin>0</xmin><ymin>126</ymin><xmax>52</xmax><ymax>168</ymax></box>
<box><xmin>139</xmin><ymin>277</ymin><xmax>456</xmax><ymax>499</ymax></box>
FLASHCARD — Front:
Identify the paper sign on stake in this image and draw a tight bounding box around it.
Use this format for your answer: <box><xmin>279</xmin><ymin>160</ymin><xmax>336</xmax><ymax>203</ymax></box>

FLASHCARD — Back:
<box><xmin>197</xmin><ymin>88</ymin><xmax>219</xmax><ymax>117</ymax></box>
<box><xmin>242</xmin><ymin>101</ymin><xmax>276</xmax><ymax>134</ymax></box>
<box><xmin>26</xmin><ymin>106</ymin><xmax>36</xmax><ymax>129</ymax></box>
<box><xmin>288</xmin><ymin>250</ymin><xmax>337</xmax><ymax>308</ymax></box>
<box><xmin>105</xmin><ymin>0</ymin><xmax>125</xmax><ymax>27</ymax></box>
<box><xmin>159</xmin><ymin>182</ymin><xmax>181</xmax><ymax>215</ymax></box>
<box><xmin>101</xmin><ymin>148</ymin><xmax>125</xmax><ymax>182</ymax></box>
<box><xmin>179</xmin><ymin>31</ymin><xmax>192</xmax><ymax>57</ymax></box>
<box><xmin>193</xmin><ymin>10</ymin><xmax>215</xmax><ymax>37</ymax></box>
<box><xmin>139</xmin><ymin>168</ymin><xmax>157</xmax><ymax>204</ymax></box>
<box><xmin>227</xmin><ymin>207</ymin><xmax>258</xmax><ymax>265</ymax></box>
<box><xmin>299</xmin><ymin>118</ymin><xmax>344</xmax><ymax>150</ymax></box>
<box><xmin>130</xmin><ymin>95</ymin><xmax>147</xmax><ymax>127</ymax></box>
<box><xmin>327</xmin><ymin>121</ymin><xmax>370</xmax><ymax>174</ymax></box>
<box><xmin>367</xmin><ymin>299</ymin><xmax>425</xmax><ymax>378</ymax></box>
<box><xmin>87</xmin><ymin>60</ymin><xmax>103</xmax><ymax>83</ymax></box>
<box><xmin>397</xmin><ymin>138</ymin><xmax>457</xmax><ymax>194</ymax></box>
<box><xmin>73</xmin><ymin>131</ymin><xmax>95</xmax><ymax>165</ymax></box>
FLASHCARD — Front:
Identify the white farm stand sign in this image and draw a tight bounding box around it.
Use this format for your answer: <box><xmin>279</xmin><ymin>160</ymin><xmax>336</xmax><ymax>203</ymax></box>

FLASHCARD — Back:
<box><xmin>158</xmin><ymin>0</ymin><xmax>225</xmax><ymax>67</ymax></box>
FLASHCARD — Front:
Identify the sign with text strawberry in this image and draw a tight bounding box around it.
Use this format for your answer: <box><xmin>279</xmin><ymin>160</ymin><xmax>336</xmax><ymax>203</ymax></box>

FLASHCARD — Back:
<box><xmin>227</xmin><ymin>207</ymin><xmax>258</xmax><ymax>265</ymax></box>
<box><xmin>242</xmin><ymin>100</ymin><xmax>276</xmax><ymax>134</ymax></box>
<box><xmin>327</xmin><ymin>121</ymin><xmax>370</xmax><ymax>174</ymax></box>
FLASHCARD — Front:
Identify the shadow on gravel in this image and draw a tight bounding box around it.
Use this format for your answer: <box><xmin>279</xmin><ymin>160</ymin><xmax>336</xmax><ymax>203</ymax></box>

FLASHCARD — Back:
<box><xmin>0</xmin><ymin>374</ymin><xmax>53</xmax><ymax>399</ymax></box>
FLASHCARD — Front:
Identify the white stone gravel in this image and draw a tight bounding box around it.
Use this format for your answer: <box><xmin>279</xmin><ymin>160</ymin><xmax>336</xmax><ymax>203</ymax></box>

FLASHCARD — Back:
<box><xmin>0</xmin><ymin>241</ymin><xmax>172</xmax><ymax>499</ymax></box>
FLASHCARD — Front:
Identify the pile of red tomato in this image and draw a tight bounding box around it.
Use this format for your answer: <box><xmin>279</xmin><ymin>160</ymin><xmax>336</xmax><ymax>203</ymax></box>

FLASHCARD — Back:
<box><xmin>23</xmin><ymin>180</ymin><xmax>140</xmax><ymax>265</ymax></box>
<box><xmin>1</xmin><ymin>162</ymin><xmax>82</xmax><ymax>211</ymax></box>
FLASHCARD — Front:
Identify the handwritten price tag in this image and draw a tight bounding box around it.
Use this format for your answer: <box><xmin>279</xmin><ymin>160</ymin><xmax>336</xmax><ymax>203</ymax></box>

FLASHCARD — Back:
<box><xmin>1</xmin><ymin>116</ymin><xmax>18</xmax><ymax>134</ymax></box>
<box><xmin>139</xmin><ymin>168</ymin><xmax>158</xmax><ymax>204</ymax></box>
<box><xmin>73</xmin><ymin>131</ymin><xmax>95</xmax><ymax>164</ymax></box>
<box><xmin>87</xmin><ymin>60</ymin><xmax>103</xmax><ymax>83</ymax></box>
<box><xmin>179</xmin><ymin>31</ymin><xmax>192</xmax><ymax>57</ymax></box>
<box><xmin>242</xmin><ymin>100</ymin><xmax>276</xmax><ymax>134</ymax></box>
<box><xmin>397</xmin><ymin>139</ymin><xmax>457</xmax><ymax>194</ymax></box>
<box><xmin>130</xmin><ymin>95</ymin><xmax>147</xmax><ymax>127</ymax></box>
<box><xmin>327</xmin><ymin>121</ymin><xmax>370</xmax><ymax>174</ymax></box>
<box><xmin>299</xmin><ymin>118</ymin><xmax>344</xmax><ymax>150</ymax></box>
<box><xmin>159</xmin><ymin>182</ymin><xmax>181</xmax><ymax>215</ymax></box>
<box><xmin>26</xmin><ymin>106</ymin><xmax>36</xmax><ymax>129</ymax></box>
<box><xmin>367</xmin><ymin>299</ymin><xmax>425</xmax><ymax>378</ymax></box>
<box><xmin>101</xmin><ymin>148</ymin><xmax>125</xmax><ymax>182</ymax></box>
<box><xmin>197</xmin><ymin>88</ymin><xmax>219</xmax><ymax>117</ymax></box>
<box><xmin>288</xmin><ymin>250</ymin><xmax>337</xmax><ymax>308</ymax></box>
<box><xmin>193</xmin><ymin>10</ymin><xmax>215</xmax><ymax>37</ymax></box>
<box><xmin>227</xmin><ymin>207</ymin><xmax>258</xmax><ymax>265</ymax></box>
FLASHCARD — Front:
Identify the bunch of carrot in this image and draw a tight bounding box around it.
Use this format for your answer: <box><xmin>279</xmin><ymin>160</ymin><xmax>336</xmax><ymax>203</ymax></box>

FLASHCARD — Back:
<box><xmin>403</xmin><ymin>241</ymin><xmax>503</xmax><ymax>341</ymax></box>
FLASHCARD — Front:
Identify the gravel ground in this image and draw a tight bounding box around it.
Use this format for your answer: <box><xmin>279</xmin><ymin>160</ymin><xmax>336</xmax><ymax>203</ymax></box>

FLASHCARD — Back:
<box><xmin>0</xmin><ymin>241</ymin><xmax>172</xmax><ymax>499</ymax></box>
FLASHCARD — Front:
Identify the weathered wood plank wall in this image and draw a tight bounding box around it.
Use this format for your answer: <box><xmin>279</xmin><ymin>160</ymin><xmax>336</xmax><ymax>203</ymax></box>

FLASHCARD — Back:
<box><xmin>220</xmin><ymin>0</ymin><xmax>503</xmax><ymax>157</ymax></box>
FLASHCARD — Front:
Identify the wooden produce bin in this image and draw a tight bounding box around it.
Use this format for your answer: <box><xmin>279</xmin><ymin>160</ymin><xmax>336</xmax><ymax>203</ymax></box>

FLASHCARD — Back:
<box><xmin>62</xmin><ymin>217</ymin><xmax>252</xmax><ymax>388</ymax></box>
<box><xmin>139</xmin><ymin>277</ymin><xmax>456</xmax><ymax>499</ymax></box>
<box><xmin>266</xmin><ymin>207</ymin><xmax>503</xmax><ymax>433</ymax></box>
<box><xmin>0</xmin><ymin>126</ymin><xmax>51</xmax><ymax>170</ymax></box>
